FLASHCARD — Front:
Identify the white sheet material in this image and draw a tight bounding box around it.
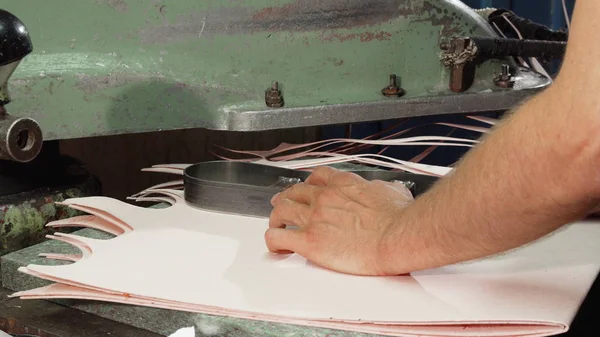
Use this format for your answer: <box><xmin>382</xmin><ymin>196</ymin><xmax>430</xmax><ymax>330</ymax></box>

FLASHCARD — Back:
<box><xmin>10</xmin><ymin>188</ymin><xmax>600</xmax><ymax>337</ymax></box>
<box><xmin>168</xmin><ymin>327</ymin><xmax>195</xmax><ymax>337</ymax></box>
<box><xmin>142</xmin><ymin>156</ymin><xmax>453</xmax><ymax>177</ymax></box>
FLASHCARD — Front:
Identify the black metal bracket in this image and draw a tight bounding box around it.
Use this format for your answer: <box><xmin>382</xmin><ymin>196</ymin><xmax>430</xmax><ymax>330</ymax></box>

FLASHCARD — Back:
<box><xmin>439</xmin><ymin>36</ymin><xmax>567</xmax><ymax>92</ymax></box>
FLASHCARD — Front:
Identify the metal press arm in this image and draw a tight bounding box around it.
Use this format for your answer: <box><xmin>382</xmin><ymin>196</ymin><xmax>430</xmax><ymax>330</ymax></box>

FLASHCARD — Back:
<box><xmin>0</xmin><ymin>9</ymin><xmax>42</xmax><ymax>163</ymax></box>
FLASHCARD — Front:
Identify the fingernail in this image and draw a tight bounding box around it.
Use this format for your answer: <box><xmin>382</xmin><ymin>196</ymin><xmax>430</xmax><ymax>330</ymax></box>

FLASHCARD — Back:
<box><xmin>271</xmin><ymin>193</ymin><xmax>279</xmax><ymax>204</ymax></box>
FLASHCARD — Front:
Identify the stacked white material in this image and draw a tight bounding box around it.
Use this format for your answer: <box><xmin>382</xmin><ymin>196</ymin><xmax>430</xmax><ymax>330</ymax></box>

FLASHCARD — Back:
<box><xmin>9</xmin><ymin>182</ymin><xmax>600</xmax><ymax>337</ymax></box>
<box><xmin>10</xmin><ymin>122</ymin><xmax>600</xmax><ymax>337</ymax></box>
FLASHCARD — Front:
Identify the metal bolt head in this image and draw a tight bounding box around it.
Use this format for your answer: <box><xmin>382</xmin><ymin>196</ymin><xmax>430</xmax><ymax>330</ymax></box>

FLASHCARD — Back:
<box><xmin>265</xmin><ymin>81</ymin><xmax>284</xmax><ymax>108</ymax></box>
<box><xmin>381</xmin><ymin>74</ymin><xmax>405</xmax><ymax>97</ymax></box>
<box><xmin>501</xmin><ymin>64</ymin><xmax>510</xmax><ymax>77</ymax></box>
<box><xmin>389</xmin><ymin>74</ymin><xmax>397</xmax><ymax>85</ymax></box>
<box><xmin>494</xmin><ymin>64</ymin><xmax>515</xmax><ymax>89</ymax></box>
<box><xmin>439</xmin><ymin>39</ymin><xmax>454</xmax><ymax>52</ymax></box>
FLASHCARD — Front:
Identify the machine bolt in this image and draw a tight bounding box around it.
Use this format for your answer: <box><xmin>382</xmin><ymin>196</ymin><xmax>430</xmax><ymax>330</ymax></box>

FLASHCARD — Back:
<box><xmin>381</xmin><ymin>74</ymin><xmax>405</xmax><ymax>97</ymax></box>
<box><xmin>439</xmin><ymin>39</ymin><xmax>454</xmax><ymax>52</ymax></box>
<box><xmin>265</xmin><ymin>81</ymin><xmax>284</xmax><ymax>108</ymax></box>
<box><xmin>493</xmin><ymin>64</ymin><xmax>515</xmax><ymax>88</ymax></box>
<box><xmin>501</xmin><ymin>64</ymin><xmax>510</xmax><ymax>78</ymax></box>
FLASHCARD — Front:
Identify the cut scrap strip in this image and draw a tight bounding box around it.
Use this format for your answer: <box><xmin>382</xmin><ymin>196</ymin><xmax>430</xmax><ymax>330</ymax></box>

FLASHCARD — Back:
<box><xmin>216</xmin><ymin>136</ymin><xmax>477</xmax><ymax>162</ymax></box>
<box><xmin>131</xmin><ymin>180</ymin><xmax>184</xmax><ymax>198</ymax></box>
<box><xmin>39</xmin><ymin>253</ymin><xmax>82</xmax><ymax>263</ymax></box>
<box><xmin>46</xmin><ymin>215</ymin><xmax>125</xmax><ymax>236</ymax></box>
<box><xmin>44</xmin><ymin>234</ymin><xmax>94</xmax><ymax>259</ymax></box>
<box><xmin>467</xmin><ymin>115</ymin><xmax>498</xmax><ymax>126</ymax></box>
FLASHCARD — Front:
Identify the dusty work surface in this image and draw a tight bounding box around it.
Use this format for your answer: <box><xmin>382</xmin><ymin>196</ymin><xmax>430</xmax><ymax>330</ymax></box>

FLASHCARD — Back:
<box><xmin>1</xmin><ymin>228</ymin><xmax>384</xmax><ymax>337</ymax></box>
<box><xmin>0</xmin><ymin>287</ymin><xmax>162</xmax><ymax>337</ymax></box>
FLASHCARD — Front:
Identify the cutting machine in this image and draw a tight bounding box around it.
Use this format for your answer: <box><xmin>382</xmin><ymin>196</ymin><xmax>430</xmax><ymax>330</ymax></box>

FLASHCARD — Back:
<box><xmin>0</xmin><ymin>0</ymin><xmax>555</xmax><ymax>139</ymax></box>
<box><xmin>0</xmin><ymin>9</ymin><xmax>42</xmax><ymax>163</ymax></box>
<box><xmin>0</xmin><ymin>1</ymin><xmax>568</xmax><ymax>336</ymax></box>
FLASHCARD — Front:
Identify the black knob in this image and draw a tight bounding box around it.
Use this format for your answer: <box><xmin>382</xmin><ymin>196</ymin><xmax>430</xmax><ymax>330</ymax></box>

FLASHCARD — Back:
<box><xmin>0</xmin><ymin>9</ymin><xmax>33</xmax><ymax>67</ymax></box>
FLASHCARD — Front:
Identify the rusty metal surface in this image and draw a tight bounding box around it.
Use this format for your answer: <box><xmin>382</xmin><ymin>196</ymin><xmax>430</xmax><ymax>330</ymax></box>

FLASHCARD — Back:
<box><xmin>439</xmin><ymin>35</ymin><xmax>564</xmax><ymax>92</ymax></box>
<box><xmin>0</xmin><ymin>0</ymin><xmax>546</xmax><ymax>139</ymax></box>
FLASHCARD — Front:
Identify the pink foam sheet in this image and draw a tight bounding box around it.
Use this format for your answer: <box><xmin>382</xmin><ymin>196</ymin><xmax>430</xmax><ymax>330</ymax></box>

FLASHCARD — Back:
<box><xmin>10</xmin><ymin>188</ymin><xmax>600</xmax><ymax>337</ymax></box>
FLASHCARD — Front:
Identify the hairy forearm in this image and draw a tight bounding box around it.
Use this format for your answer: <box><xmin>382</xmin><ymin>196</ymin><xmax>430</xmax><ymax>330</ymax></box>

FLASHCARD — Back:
<box><xmin>378</xmin><ymin>0</ymin><xmax>600</xmax><ymax>274</ymax></box>
<box><xmin>381</xmin><ymin>85</ymin><xmax>600</xmax><ymax>274</ymax></box>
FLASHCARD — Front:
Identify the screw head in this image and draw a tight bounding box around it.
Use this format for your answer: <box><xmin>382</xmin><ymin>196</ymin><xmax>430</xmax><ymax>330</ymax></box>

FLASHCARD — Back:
<box><xmin>494</xmin><ymin>64</ymin><xmax>515</xmax><ymax>88</ymax></box>
<box><xmin>265</xmin><ymin>81</ymin><xmax>284</xmax><ymax>107</ymax></box>
<box><xmin>439</xmin><ymin>40</ymin><xmax>453</xmax><ymax>52</ymax></box>
<box><xmin>381</xmin><ymin>74</ymin><xmax>405</xmax><ymax>97</ymax></box>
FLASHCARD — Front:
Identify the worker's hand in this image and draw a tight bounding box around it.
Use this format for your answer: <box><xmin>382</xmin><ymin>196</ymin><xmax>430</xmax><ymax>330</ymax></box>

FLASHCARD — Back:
<box><xmin>265</xmin><ymin>166</ymin><xmax>414</xmax><ymax>276</ymax></box>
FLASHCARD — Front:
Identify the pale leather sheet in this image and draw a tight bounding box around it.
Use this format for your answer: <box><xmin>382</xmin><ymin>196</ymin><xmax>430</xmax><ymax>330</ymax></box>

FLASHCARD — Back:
<box><xmin>10</xmin><ymin>188</ymin><xmax>600</xmax><ymax>337</ymax></box>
